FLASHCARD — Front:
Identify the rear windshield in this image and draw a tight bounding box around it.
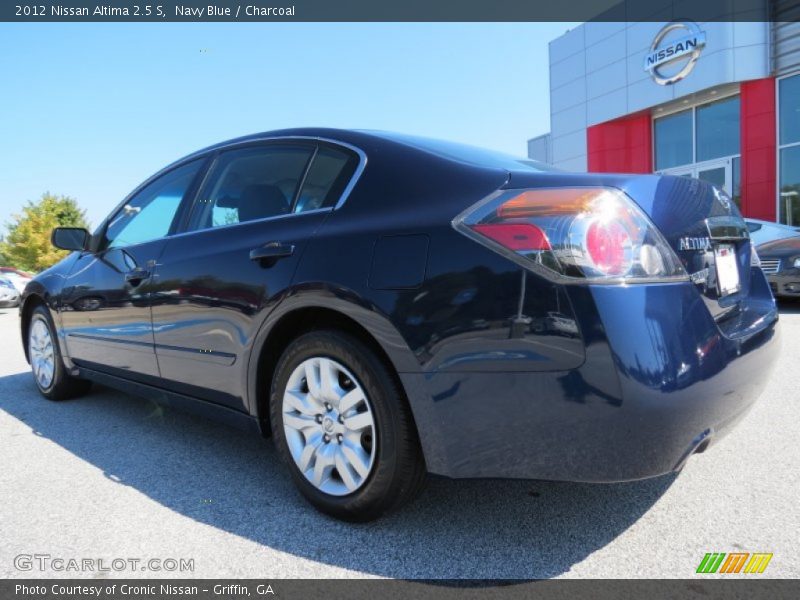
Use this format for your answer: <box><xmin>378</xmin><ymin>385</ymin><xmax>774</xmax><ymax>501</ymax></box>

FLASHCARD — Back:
<box><xmin>367</xmin><ymin>131</ymin><xmax>557</xmax><ymax>173</ymax></box>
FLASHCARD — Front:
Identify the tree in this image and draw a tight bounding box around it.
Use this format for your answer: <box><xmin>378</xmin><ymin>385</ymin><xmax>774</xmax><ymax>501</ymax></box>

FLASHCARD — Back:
<box><xmin>1</xmin><ymin>193</ymin><xmax>90</xmax><ymax>272</ymax></box>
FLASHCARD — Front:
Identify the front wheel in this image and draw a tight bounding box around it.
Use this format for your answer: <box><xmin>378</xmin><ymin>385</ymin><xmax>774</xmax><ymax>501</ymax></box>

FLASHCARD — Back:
<box><xmin>270</xmin><ymin>330</ymin><xmax>426</xmax><ymax>521</ymax></box>
<box><xmin>28</xmin><ymin>305</ymin><xmax>91</xmax><ymax>400</ymax></box>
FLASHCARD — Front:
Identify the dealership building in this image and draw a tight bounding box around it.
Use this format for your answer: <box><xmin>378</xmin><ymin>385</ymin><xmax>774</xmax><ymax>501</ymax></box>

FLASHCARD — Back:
<box><xmin>528</xmin><ymin>3</ymin><xmax>800</xmax><ymax>225</ymax></box>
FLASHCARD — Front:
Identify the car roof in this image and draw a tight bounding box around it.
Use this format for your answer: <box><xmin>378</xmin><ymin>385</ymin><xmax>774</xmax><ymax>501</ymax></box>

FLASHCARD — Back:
<box><xmin>172</xmin><ymin>127</ymin><xmax>550</xmax><ymax>173</ymax></box>
<box><xmin>758</xmin><ymin>236</ymin><xmax>800</xmax><ymax>251</ymax></box>
<box><xmin>356</xmin><ymin>130</ymin><xmax>554</xmax><ymax>172</ymax></box>
<box><xmin>746</xmin><ymin>218</ymin><xmax>799</xmax><ymax>229</ymax></box>
<box><xmin>0</xmin><ymin>267</ymin><xmax>32</xmax><ymax>276</ymax></box>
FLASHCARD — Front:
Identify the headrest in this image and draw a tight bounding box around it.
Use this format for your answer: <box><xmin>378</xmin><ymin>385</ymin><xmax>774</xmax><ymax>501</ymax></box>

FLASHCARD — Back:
<box><xmin>237</xmin><ymin>184</ymin><xmax>288</xmax><ymax>222</ymax></box>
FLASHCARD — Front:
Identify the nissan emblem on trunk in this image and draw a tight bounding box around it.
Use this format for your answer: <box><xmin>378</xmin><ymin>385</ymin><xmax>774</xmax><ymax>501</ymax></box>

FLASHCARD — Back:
<box><xmin>644</xmin><ymin>21</ymin><xmax>706</xmax><ymax>85</ymax></box>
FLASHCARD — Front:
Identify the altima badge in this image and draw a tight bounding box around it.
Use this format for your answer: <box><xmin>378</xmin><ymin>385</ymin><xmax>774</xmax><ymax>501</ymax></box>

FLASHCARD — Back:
<box><xmin>679</xmin><ymin>237</ymin><xmax>712</xmax><ymax>251</ymax></box>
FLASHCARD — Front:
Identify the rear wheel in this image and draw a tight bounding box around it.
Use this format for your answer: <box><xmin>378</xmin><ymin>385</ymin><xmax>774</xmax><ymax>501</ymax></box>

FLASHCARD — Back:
<box><xmin>28</xmin><ymin>306</ymin><xmax>91</xmax><ymax>400</ymax></box>
<box><xmin>269</xmin><ymin>330</ymin><xmax>426</xmax><ymax>521</ymax></box>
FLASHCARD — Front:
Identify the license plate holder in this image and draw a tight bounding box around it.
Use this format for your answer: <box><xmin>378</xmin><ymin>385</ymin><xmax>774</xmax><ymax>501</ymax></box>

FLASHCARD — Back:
<box><xmin>714</xmin><ymin>243</ymin><xmax>740</xmax><ymax>296</ymax></box>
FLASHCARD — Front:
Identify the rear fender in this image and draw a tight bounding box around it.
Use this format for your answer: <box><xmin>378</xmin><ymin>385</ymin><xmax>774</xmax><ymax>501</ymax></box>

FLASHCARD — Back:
<box><xmin>245</xmin><ymin>283</ymin><xmax>421</xmax><ymax>421</ymax></box>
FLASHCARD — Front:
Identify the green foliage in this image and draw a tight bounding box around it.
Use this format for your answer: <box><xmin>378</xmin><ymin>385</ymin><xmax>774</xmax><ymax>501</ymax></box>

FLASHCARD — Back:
<box><xmin>1</xmin><ymin>193</ymin><xmax>90</xmax><ymax>272</ymax></box>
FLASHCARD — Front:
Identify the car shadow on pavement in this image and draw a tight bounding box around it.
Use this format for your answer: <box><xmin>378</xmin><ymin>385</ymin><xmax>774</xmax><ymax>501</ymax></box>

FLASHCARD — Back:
<box><xmin>777</xmin><ymin>299</ymin><xmax>800</xmax><ymax>314</ymax></box>
<box><xmin>0</xmin><ymin>371</ymin><xmax>676</xmax><ymax>579</ymax></box>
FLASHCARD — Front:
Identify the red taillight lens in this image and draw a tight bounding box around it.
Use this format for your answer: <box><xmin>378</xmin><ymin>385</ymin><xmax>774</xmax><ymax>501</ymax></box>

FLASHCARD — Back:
<box><xmin>454</xmin><ymin>187</ymin><xmax>686</xmax><ymax>283</ymax></box>
<box><xmin>585</xmin><ymin>220</ymin><xmax>632</xmax><ymax>276</ymax></box>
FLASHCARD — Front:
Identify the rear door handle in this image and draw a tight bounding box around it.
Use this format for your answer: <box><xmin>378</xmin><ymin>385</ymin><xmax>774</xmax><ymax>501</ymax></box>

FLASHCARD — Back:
<box><xmin>250</xmin><ymin>242</ymin><xmax>295</xmax><ymax>264</ymax></box>
<box><xmin>124</xmin><ymin>268</ymin><xmax>150</xmax><ymax>286</ymax></box>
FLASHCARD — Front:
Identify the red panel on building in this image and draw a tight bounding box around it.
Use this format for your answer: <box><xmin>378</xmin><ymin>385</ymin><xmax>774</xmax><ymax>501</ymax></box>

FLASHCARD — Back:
<box><xmin>740</xmin><ymin>77</ymin><xmax>776</xmax><ymax>221</ymax></box>
<box><xmin>587</xmin><ymin>111</ymin><xmax>652</xmax><ymax>174</ymax></box>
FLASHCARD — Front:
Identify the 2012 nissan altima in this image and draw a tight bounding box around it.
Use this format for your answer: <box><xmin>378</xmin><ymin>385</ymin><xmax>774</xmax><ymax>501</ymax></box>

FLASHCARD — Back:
<box><xmin>20</xmin><ymin>129</ymin><xmax>780</xmax><ymax>521</ymax></box>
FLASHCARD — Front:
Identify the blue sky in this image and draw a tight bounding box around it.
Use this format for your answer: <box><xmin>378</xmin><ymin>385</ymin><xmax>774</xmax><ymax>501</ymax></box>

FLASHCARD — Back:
<box><xmin>0</xmin><ymin>22</ymin><xmax>576</xmax><ymax>230</ymax></box>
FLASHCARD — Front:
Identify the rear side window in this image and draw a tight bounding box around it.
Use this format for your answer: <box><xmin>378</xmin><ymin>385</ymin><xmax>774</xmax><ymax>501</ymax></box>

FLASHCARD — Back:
<box><xmin>190</xmin><ymin>145</ymin><xmax>314</xmax><ymax>230</ymax></box>
<box><xmin>294</xmin><ymin>146</ymin><xmax>359</xmax><ymax>213</ymax></box>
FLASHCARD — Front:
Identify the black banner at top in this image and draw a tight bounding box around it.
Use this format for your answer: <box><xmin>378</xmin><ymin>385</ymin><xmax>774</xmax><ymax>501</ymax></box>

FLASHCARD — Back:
<box><xmin>0</xmin><ymin>0</ymin><xmax>794</xmax><ymax>23</ymax></box>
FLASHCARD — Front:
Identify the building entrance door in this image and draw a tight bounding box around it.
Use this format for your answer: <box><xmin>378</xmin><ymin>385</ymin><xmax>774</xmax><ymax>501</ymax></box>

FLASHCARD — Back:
<box><xmin>659</xmin><ymin>158</ymin><xmax>733</xmax><ymax>196</ymax></box>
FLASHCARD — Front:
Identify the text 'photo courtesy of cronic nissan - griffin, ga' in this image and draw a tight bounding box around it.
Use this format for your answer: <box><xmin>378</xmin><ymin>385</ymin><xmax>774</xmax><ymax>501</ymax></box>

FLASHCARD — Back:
<box><xmin>19</xmin><ymin>128</ymin><xmax>779</xmax><ymax>522</ymax></box>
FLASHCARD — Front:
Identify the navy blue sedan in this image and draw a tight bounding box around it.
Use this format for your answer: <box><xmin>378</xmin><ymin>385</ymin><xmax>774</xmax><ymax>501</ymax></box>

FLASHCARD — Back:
<box><xmin>20</xmin><ymin>129</ymin><xmax>779</xmax><ymax>520</ymax></box>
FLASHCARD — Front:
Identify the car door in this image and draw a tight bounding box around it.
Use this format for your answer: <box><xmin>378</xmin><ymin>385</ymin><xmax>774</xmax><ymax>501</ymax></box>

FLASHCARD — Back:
<box><xmin>149</xmin><ymin>140</ymin><xmax>360</xmax><ymax>410</ymax></box>
<box><xmin>59</xmin><ymin>159</ymin><xmax>206</xmax><ymax>379</ymax></box>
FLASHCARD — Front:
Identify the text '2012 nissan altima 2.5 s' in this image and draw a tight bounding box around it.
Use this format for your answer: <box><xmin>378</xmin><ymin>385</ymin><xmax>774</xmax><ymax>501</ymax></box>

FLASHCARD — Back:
<box><xmin>20</xmin><ymin>129</ymin><xmax>780</xmax><ymax>521</ymax></box>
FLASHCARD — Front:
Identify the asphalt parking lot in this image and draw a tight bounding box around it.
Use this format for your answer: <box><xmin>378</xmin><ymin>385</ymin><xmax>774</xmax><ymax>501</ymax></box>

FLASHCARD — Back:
<box><xmin>1</xmin><ymin>305</ymin><xmax>798</xmax><ymax>580</ymax></box>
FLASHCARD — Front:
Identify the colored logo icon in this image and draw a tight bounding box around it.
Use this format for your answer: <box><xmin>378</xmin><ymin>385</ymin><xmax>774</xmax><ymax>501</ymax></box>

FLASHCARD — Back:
<box><xmin>696</xmin><ymin>552</ymin><xmax>773</xmax><ymax>574</ymax></box>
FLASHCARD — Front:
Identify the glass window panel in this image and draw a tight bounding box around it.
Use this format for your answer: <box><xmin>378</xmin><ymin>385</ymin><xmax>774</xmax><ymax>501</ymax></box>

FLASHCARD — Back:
<box><xmin>696</xmin><ymin>96</ymin><xmax>740</xmax><ymax>162</ymax></box>
<box><xmin>105</xmin><ymin>160</ymin><xmax>203</xmax><ymax>249</ymax></box>
<box><xmin>191</xmin><ymin>145</ymin><xmax>313</xmax><ymax>230</ymax></box>
<box><xmin>295</xmin><ymin>147</ymin><xmax>358</xmax><ymax>213</ymax></box>
<box><xmin>697</xmin><ymin>166</ymin><xmax>726</xmax><ymax>190</ymax></box>
<box><xmin>732</xmin><ymin>156</ymin><xmax>741</xmax><ymax>209</ymax></box>
<box><xmin>780</xmin><ymin>145</ymin><xmax>800</xmax><ymax>226</ymax></box>
<box><xmin>780</xmin><ymin>74</ymin><xmax>800</xmax><ymax>146</ymax></box>
<box><xmin>654</xmin><ymin>109</ymin><xmax>693</xmax><ymax>170</ymax></box>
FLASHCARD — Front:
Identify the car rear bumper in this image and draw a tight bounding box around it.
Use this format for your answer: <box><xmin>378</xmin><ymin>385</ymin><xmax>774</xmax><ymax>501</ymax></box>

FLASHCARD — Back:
<box><xmin>401</xmin><ymin>280</ymin><xmax>780</xmax><ymax>482</ymax></box>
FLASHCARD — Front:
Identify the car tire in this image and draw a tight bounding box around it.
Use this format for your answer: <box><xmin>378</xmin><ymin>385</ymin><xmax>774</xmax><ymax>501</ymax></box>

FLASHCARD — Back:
<box><xmin>270</xmin><ymin>330</ymin><xmax>426</xmax><ymax>521</ymax></box>
<box><xmin>28</xmin><ymin>305</ymin><xmax>92</xmax><ymax>401</ymax></box>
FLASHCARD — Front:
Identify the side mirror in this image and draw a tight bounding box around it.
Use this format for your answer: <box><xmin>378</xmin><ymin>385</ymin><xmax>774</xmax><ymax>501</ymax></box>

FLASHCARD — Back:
<box><xmin>51</xmin><ymin>227</ymin><xmax>90</xmax><ymax>252</ymax></box>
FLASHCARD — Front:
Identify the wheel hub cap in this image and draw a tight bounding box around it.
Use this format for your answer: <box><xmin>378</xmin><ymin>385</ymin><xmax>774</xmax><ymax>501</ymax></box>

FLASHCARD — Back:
<box><xmin>282</xmin><ymin>357</ymin><xmax>377</xmax><ymax>496</ymax></box>
<box><xmin>29</xmin><ymin>319</ymin><xmax>55</xmax><ymax>390</ymax></box>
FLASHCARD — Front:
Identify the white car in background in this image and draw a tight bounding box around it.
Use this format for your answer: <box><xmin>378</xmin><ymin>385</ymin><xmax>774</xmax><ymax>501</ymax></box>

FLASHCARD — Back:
<box><xmin>0</xmin><ymin>276</ymin><xmax>20</xmax><ymax>308</ymax></box>
<box><xmin>745</xmin><ymin>218</ymin><xmax>800</xmax><ymax>247</ymax></box>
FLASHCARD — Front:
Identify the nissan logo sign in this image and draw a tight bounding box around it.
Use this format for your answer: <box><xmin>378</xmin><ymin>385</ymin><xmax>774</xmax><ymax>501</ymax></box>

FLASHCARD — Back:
<box><xmin>644</xmin><ymin>21</ymin><xmax>706</xmax><ymax>85</ymax></box>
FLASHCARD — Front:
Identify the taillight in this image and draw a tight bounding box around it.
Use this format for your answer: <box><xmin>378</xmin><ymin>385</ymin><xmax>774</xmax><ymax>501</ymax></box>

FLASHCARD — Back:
<box><xmin>585</xmin><ymin>220</ymin><xmax>632</xmax><ymax>276</ymax></box>
<box><xmin>471</xmin><ymin>223</ymin><xmax>550</xmax><ymax>252</ymax></box>
<box><xmin>453</xmin><ymin>187</ymin><xmax>687</xmax><ymax>283</ymax></box>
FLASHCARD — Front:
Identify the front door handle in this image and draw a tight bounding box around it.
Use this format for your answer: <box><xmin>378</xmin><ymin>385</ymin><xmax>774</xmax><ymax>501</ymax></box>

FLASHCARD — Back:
<box><xmin>125</xmin><ymin>268</ymin><xmax>150</xmax><ymax>286</ymax></box>
<box><xmin>250</xmin><ymin>242</ymin><xmax>295</xmax><ymax>265</ymax></box>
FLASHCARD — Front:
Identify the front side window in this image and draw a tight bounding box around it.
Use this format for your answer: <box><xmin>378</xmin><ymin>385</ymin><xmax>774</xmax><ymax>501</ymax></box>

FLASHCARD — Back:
<box><xmin>191</xmin><ymin>145</ymin><xmax>314</xmax><ymax>230</ymax></box>
<box><xmin>654</xmin><ymin>109</ymin><xmax>692</xmax><ymax>170</ymax></box>
<box><xmin>104</xmin><ymin>160</ymin><xmax>203</xmax><ymax>249</ymax></box>
<box><xmin>696</xmin><ymin>96</ymin><xmax>740</xmax><ymax>162</ymax></box>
